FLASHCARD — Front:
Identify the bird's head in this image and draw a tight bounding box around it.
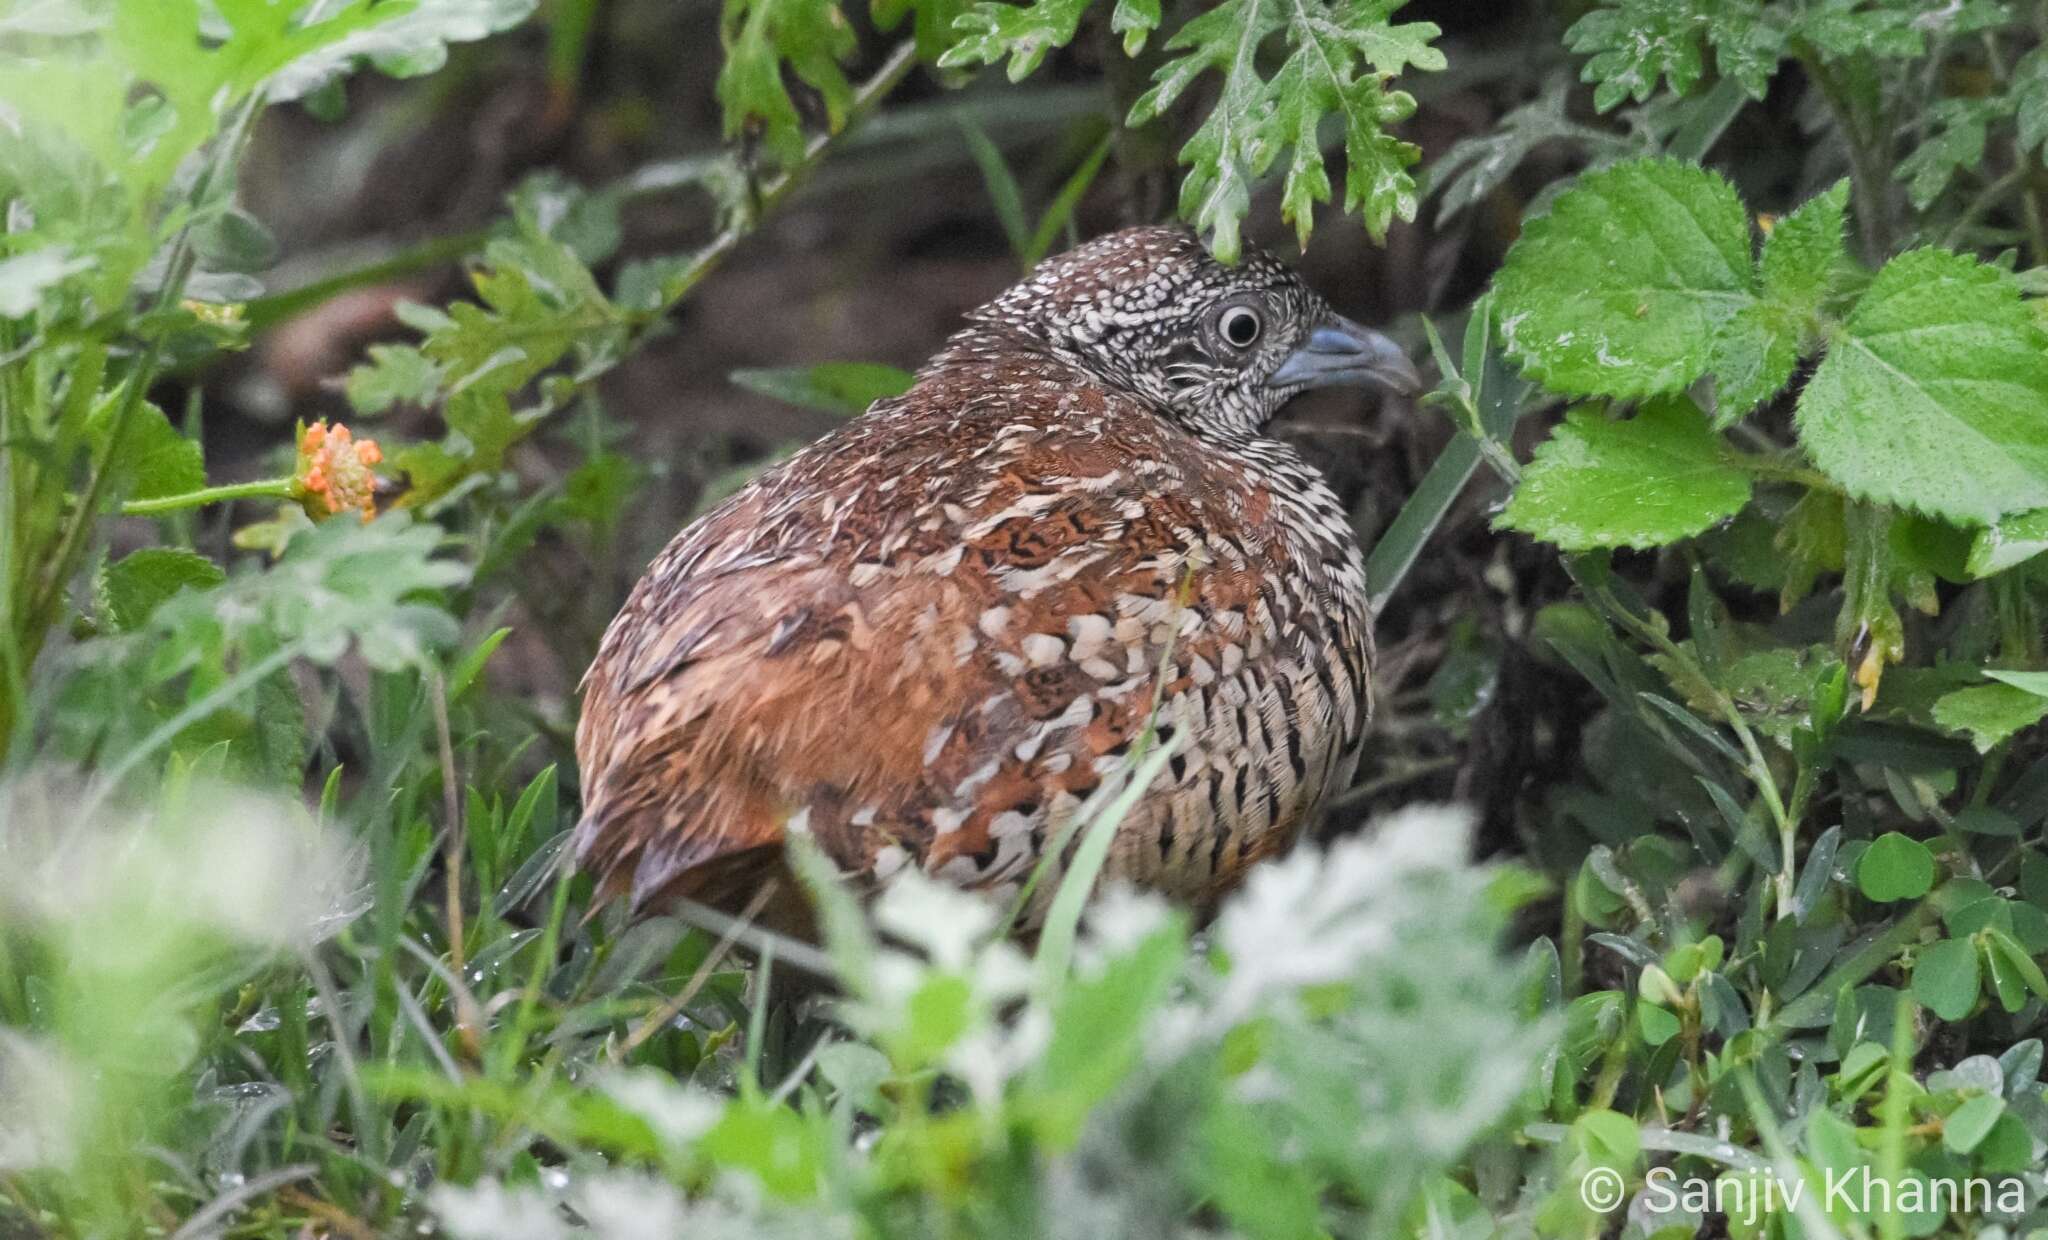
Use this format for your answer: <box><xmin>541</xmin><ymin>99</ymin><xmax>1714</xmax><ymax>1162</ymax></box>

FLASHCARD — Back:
<box><xmin>968</xmin><ymin>225</ymin><xmax>1420</xmax><ymax>441</ymax></box>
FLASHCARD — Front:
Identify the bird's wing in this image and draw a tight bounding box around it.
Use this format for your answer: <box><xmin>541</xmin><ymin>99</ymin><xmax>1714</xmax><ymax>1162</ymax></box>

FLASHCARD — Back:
<box><xmin>575</xmin><ymin>376</ymin><xmax>1363</xmax><ymax>919</ymax></box>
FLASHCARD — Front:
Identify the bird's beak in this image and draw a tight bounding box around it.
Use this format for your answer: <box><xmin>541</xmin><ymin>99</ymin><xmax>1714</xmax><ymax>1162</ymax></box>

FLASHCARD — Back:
<box><xmin>1268</xmin><ymin>315</ymin><xmax>1421</xmax><ymax>396</ymax></box>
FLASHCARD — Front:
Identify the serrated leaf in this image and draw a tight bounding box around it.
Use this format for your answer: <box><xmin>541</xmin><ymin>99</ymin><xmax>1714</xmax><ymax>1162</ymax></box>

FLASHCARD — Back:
<box><xmin>1566</xmin><ymin>0</ymin><xmax>1705</xmax><ymax>111</ymax></box>
<box><xmin>716</xmin><ymin>0</ymin><xmax>857</xmax><ymax>165</ymax></box>
<box><xmin>871</xmin><ymin>0</ymin><xmax>966</xmax><ymax>60</ymax></box>
<box><xmin>1934</xmin><ymin>683</ymin><xmax>2048</xmax><ymax>753</ymax></box>
<box><xmin>346</xmin><ymin>344</ymin><xmax>444</xmax><ymax>415</ymax></box>
<box><xmin>1897</xmin><ymin>98</ymin><xmax>1993</xmax><ymax>210</ymax></box>
<box><xmin>949</xmin><ymin>0</ymin><xmax>1440</xmax><ymax>258</ymax></box>
<box><xmin>1425</xmin><ymin>78</ymin><xmax>1633</xmax><ymax>225</ymax></box>
<box><xmin>1796</xmin><ymin>248</ymin><xmax>2048</xmax><ymax>525</ymax></box>
<box><xmin>100</xmin><ymin>547</ymin><xmax>225</xmax><ymax>631</ymax></box>
<box><xmin>729</xmin><ymin>362</ymin><xmax>915</xmax><ymax>414</ymax></box>
<box><xmin>1565</xmin><ymin>0</ymin><xmax>1786</xmax><ymax>111</ymax></box>
<box><xmin>941</xmin><ymin>0</ymin><xmax>1090</xmax><ymax>81</ymax></box>
<box><xmin>1494</xmin><ymin>159</ymin><xmax>1754</xmax><ymax>397</ymax></box>
<box><xmin>1108</xmin><ymin>0</ymin><xmax>1157</xmax><ymax>55</ymax></box>
<box><xmin>109</xmin><ymin>402</ymin><xmax>206</xmax><ymax>502</ymax></box>
<box><xmin>1761</xmin><ymin>178</ymin><xmax>1847</xmax><ymax>317</ymax></box>
<box><xmin>1498</xmin><ymin>397</ymin><xmax>1752</xmax><ymax>550</ymax></box>
<box><xmin>1706</xmin><ymin>302</ymin><xmax>1797</xmax><ymax>421</ymax></box>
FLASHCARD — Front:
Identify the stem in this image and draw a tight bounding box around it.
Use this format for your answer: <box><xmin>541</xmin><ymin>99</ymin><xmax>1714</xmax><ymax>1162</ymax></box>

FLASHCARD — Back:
<box><xmin>656</xmin><ymin>42</ymin><xmax>920</xmax><ymax>311</ymax></box>
<box><xmin>1798</xmin><ymin>51</ymin><xmax>1894</xmax><ymax>261</ymax></box>
<box><xmin>19</xmin><ymin>97</ymin><xmax>262</xmax><ymax>700</ymax></box>
<box><xmin>240</xmin><ymin>229</ymin><xmax>488</xmax><ymax>331</ymax></box>
<box><xmin>120</xmin><ymin>477</ymin><xmax>294</xmax><ymax>516</ymax></box>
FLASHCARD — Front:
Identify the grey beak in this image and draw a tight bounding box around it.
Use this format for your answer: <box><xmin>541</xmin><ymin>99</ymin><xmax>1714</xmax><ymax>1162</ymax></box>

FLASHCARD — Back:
<box><xmin>1268</xmin><ymin>316</ymin><xmax>1422</xmax><ymax>395</ymax></box>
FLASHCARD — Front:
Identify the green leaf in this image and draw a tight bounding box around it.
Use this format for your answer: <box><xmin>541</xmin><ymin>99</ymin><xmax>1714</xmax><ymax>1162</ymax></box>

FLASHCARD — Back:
<box><xmin>1856</xmin><ymin>832</ymin><xmax>1935</xmax><ymax>903</ymax></box>
<box><xmin>1573</xmin><ymin>1107</ymin><xmax>1641</xmax><ymax>1168</ymax></box>
<box><xmin>871</xmin><ymin>0</ymin><xmax>966</xmax><ymax>60</ymax></box>
<box><xmin>1760</xmin><ymin>179</ymin><xmax>1847</xmax><ymax>319</ymax></box>
<box><xmin>1705</xmin><ymin>303</ymin><xmax>1798</xmax><ymax>423</ymax></box>
<box><xmin>346</xmin><ymin>344</ymin><xmax>444</xmax><ymax>415</ymax></box>
<box><xmin>941</xmin><ymin>0</ymin><xmax>1090</xmax><ymax>81</ymax></box>
<box><xmin>110</xmin><ymin>402</ymin><xmax>206</xmax><ymax>502</ymax></box>
<box><xmin>957</xmin><ymin>114</ymin><xmax>1032</xmax><ymax>260</ymax></box>
<box><xmin>1984</xmin><ymin>928</ymin><xmax>2048</xmax><ymax>1010</ymax></box>
<box><xmin>1965</xmin><ymin>508</ymin><xmax>2048</xmax><ymax>577</ymax></box>
<box><xmin>192</xmin><ymin>205</ymin><xmax>278</xmax><ymax>274</ymax></box>
<box><xmin>1897</xmin><ymin>99</ymin><xmax>1992</xmax><ymax>209</ymax></box>
<box><xmin>1636</xmin><ymin>999</ymin><xmax>1681</xmax><ymax>1046</ymax></box>
<box><xmin>1943</xmin><ymin>1093</ymin><xmax>2005</xmax><ymax>1155</ymax></box>
<box><xmin>729</xmin><ymin>362</ymin><xmax>915</xmax><ymax>415</ymax></box>
<box><xmin>2015</xmin><ymin>46</ymin><xmax>2048</xmax><ymax>157</ymax></box>
<box><xmin>1426</xmin><ymin>80</ymin><xmax>1633</xmax><ymax>225</ymax></box>
<box><xmin>716</xmin><ymin>0</ymin><xmax>856</xmax><ymax>165</ymax></box>
<box><xmin>99</xmin><ymin>547</ymin><xmax>225</xmax><ymax>631</ymax></box>
<box><xmin>1911</xmin><ymin>936</ymin><xmax>1980</xmax><ymax>1022</ymax></box>
<box><xmin>1493</xmin><ymin>159</ymin><xmax>1754</xmax><ymax>398</ymax></box>
<box><xmin>1498</xmin><ymin>398</ymin><xmax>1752</xmax><ymax>551</ymax></box>
<box><xmin>1136</xmin><ymin>0</ymin><xmax>1440</xmax><ymax>260</ymax></box>
<box><xmin>1932</xmin><ymin>683</ymin><xmax>2048</xmax><ymax>753</ymax></box>
<box><xmin>1796</xmin><ymin>248</ymin><xmax>2048</xmax><ymax>525</ymax></box>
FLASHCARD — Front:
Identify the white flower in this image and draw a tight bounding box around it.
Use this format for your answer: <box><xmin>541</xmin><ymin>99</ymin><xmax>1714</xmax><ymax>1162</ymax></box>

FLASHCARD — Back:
<box><xmin>429</xmin><ymin>1180</ymin><xmax>572</xmax><ymax>1240</ymax></box>
<box><xmin>598</xmin><ymin>1070</ymin><xmax>724</xmax><ymax>1149</ymax></box>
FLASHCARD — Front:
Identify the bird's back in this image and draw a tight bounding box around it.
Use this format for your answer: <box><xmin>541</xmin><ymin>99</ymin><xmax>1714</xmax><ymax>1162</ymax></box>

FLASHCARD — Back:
<box><xmin>574</xmin><ymin>331</ymin><xmax>1373</xmax><ymax>927</ymax></box>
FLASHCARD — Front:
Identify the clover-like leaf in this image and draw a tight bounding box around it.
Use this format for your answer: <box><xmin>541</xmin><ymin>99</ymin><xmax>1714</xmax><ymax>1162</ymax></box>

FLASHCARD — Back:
<box><xmin>1858</xmin><ymin>832</ymin><xmax>1936</xmax><ymax>903</ymax></box>
<box><xmin>1498</xmin><ymin>398</ymin><xmax>1752</xmax><ymax>550</ymax></box>
<box><xmin>1796</xmin><ymin>248</ymin><xmax>2048</xmax><ymax>525</ymax></box>
<box><xmin>1914</xmin><ymin>936</ymin><xmax>1981</xmax><ymax>1022</ymax></box>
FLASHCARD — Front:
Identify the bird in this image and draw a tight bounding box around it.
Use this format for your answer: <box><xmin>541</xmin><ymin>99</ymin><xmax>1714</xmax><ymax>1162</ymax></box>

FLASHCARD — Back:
<box><xmin>574</xmin><ymin>225</ymin><xmax>1420</xmax><ymax>935</ymax></box>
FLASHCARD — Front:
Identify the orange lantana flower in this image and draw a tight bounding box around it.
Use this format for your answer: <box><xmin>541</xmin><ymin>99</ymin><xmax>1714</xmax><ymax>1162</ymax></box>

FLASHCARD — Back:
<box><xmin>293</xmin><ymin>420</ymin><xmax>384</xmax><ymax>521</ymax></box>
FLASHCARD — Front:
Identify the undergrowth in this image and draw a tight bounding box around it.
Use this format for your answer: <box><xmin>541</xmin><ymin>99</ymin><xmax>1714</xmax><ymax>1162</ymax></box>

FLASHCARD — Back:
<box><xmin>2</xmin><ymin>0</ymin><xmax>2047</xmax><ymax>1237</ymax></box>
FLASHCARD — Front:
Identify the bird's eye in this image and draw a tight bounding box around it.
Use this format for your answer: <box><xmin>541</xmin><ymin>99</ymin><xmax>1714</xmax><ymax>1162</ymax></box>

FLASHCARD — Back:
<box><xmin>1219</xmin><ymin>306</ymin><xmax>1263</xmax><ymax>349</ymax></box>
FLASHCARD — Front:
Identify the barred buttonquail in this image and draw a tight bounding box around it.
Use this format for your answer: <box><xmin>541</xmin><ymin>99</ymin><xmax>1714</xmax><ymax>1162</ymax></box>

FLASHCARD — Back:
<box><xmin>575</xmin><ymin>226</ymin><xmax>1419</xmax><ymax>932</ymax></box>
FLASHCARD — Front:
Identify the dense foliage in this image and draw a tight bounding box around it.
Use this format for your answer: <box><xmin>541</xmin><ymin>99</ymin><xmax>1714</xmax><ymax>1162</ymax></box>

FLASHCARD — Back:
<box><xmin>2</xmin><ymin>0</ymin><xmax>2047</xmax><ymax>1236</ymax></box>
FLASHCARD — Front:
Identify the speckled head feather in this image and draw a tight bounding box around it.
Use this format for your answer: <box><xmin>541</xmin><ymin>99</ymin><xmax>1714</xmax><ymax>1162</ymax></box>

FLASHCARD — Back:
<box><xmin>958</xmin><ymin>226</ymin><xmax>1329</xmax><ymax>440</ymax></box>
<box><xmin>574</xmin><ymin>225</ymin><xmax>1416</xmax><ymax>936</ymax></box>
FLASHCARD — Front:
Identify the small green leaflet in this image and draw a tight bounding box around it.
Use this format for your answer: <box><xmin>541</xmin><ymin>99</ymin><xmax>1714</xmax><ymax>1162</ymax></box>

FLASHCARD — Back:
<box><xmin>1795</xmin><ymin>248</ymin><xmax>2048</xmax><ymax>525</ymax></box>
<box><xmin>1497</xmin><ymin>397</ymin><xmax>1752</xmax><ymax>551</ymax></box>
<box><xmin>945</xmin><ymin>0</ymin><xmax>1443</xmax><ymax>262</ymax></box>
<box><xmin>716</xmin><ymin>0</ymin><xmax>857</xmax><ymax>165</ymax></box>
<box><xmin>1857</xmin><ymin>831</ymin><xmax>1935</xmax><ymax>902</ymax></box>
